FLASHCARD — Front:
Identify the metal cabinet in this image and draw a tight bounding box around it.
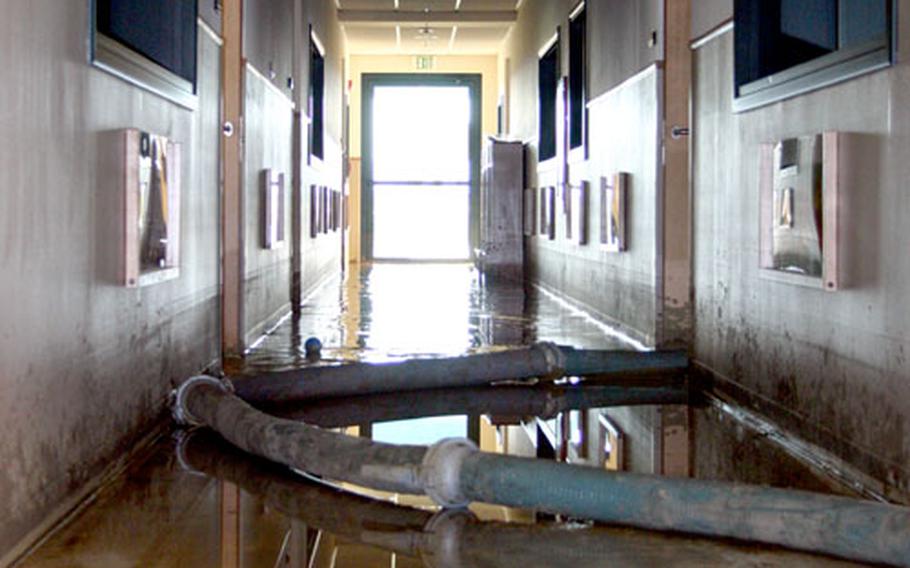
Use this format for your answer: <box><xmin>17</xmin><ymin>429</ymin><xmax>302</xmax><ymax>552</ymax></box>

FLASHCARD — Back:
<box><xmin>477</xmin><ymin>138</ymin><xmax>525</xmax><ymax>281</ymax></box>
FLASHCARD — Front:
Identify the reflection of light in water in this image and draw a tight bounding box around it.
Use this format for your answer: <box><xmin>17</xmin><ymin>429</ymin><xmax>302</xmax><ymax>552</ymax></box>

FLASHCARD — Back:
<box><xmin>372</xmin><ymin>415</ymin><xmax>467</xmax><ymax>445</ymax></box>
<box><xmin>362</xmin><ymin>263</ymin><xmax>476</xmax><ymax>356</ymax></box>
<box><xmin>532</xmin><ymin>284</ymin><xmax>649</xmax><ymax>351</ymax></box>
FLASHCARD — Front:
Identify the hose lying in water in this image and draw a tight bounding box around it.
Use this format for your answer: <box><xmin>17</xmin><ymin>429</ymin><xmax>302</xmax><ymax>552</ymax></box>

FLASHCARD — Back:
<box><xmin>179</xmin><ymin>431</ymin><xmax>887</xmax><ymax>568</ymax></box>
<box><xmin>230</xmin><ymin>342</ymin><xmax>690</xmax><ymax>404</ymax></box>
<box><xmin>264</xmin><ymin>383</ymin><xmax>691</xmax><ymax>426</ymax></box>
<box><xmin>174</xmin><ymin>376</ymin><xmax>910</xmax><ymax>567</ymax></box>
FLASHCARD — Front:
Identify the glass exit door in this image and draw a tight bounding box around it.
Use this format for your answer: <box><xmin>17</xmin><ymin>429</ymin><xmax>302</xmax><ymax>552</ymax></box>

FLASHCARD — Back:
<box><xmin>362</xmin><ymin>74</ymin><xmax>481</xmax><ymax>261</ymax></box>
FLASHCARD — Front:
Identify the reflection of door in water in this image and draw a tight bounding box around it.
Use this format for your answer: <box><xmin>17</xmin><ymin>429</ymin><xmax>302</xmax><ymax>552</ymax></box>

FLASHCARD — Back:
<box><xmin>368</xmin><ymin>84</ymin><xmax>472</xmax><ymax>260</ymax></box>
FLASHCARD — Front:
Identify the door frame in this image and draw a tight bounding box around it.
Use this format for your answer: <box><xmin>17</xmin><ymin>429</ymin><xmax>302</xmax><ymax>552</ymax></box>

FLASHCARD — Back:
<box><xmin>360</xmin><ymin>73</ymin><xmax>482</xmax><ymax>262</ymax></box>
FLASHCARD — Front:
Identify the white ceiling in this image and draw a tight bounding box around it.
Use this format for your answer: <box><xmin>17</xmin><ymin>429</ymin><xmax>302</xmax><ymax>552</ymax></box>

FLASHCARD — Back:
<box><xmin>338</xmin><ymin>0</ymin><xmax>519</xmax><ymax>55</ymax></box>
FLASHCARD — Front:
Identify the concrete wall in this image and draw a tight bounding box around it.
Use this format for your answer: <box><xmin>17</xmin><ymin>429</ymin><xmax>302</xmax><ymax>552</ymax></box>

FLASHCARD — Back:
<box><xmin>531</xmin><ymin>69</ymin><xmax>661</xmax><ymax>341</ymax></box>
<box><xmin>502</xmin><ymin>0</ymin><xmax>669</xmax><ymax>475</ymax></box>
<box><xmin>299</xmin><ymin>0</ymin><xmax>346</xmax><ymax>296</ymax></box>
<box><xmin>691</xmin><ymin>7</ymin><xmax>910</xmax><ymax>500</ymax></box>
<box><xmin>244</xmin><ymin>0</ymin><xmax>295</xmax><ymax>100</ymax></box>
<box><xmin>690</xmin><ymin>0</ymin><xmax>731</xmax><ymax>40</ymax></box>
<box><xmin>242</xmin><ymin>0</ymin><xmax>345</xmax><ymax>339</ymax></box>
<box><xmin>503</xmin><ymin>0</ymin><xmax>663</xmax><ymax>344</ymax></box>
<box><xmin>589</xmin><ymin>0</ymin><xmax>663</xmax><ymax>96</ymax></box>
<box><xmin>242</xmin><ymin>66</ymin><xmax>296</xmax><ymax>342</ymax></box>
<box><xmin>0</xmin><ymin>1</ymin><xmax>222</xmax><ymax>562</ymax></box>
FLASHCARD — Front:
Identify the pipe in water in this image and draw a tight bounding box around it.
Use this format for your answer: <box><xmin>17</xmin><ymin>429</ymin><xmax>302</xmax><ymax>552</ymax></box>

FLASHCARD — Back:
<box><xmin>231</xmin><ymin>342</ymin><xmax>690</xmax><ymax>404</ymax></box>
<box><xmin>180</xmin><ymin>429</ymin><xmax>901</xmax><ymax>568</ymax></box>
<box><xmin>174</xmin><ymin>376</ymin><xmax>910</xmax><ymax>566</ymax></box>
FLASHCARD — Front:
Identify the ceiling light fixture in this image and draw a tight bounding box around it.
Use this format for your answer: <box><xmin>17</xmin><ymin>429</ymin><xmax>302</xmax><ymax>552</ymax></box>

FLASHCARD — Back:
<box><xmin>415</xmin><ymin>7</ymin><xmax>438</xmax><ymax>48</ymax></box>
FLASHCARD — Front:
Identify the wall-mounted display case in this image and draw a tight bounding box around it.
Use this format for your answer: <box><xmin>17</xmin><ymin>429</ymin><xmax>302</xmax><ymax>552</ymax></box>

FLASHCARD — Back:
<box><xmin>600</xmin><ymin>173</ymin><xmax>627</xmax><ymax>252</ymax></box>
<box><xmin>262</xmin><ymin>169</ymin><xmax>286</xmax><ymax>249</ymax></box>
<box><xmin>759</xmin><ymin>132</ymin><xmax>840</xmax><ymax>290</ymax></box>
<box><xmin>122</xmin><ymin>129</ymin><xmax>181</xmax><ymax>287</ymax></box>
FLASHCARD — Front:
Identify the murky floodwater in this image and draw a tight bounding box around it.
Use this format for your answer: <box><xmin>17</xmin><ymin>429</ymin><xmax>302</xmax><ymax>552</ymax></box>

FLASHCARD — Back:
<box><xmin>20</xmin><ymin>264</ymin><xmax>870</xmax><ymax>567</ymax></box>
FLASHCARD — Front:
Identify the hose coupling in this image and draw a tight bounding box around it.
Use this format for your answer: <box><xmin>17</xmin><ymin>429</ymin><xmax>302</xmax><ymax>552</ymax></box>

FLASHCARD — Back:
<box><xmin>534</xmin><ymin>341</ymin><xmax>567</xmax><ymax>380</ymax></box>
<box><xmin>172</xmin><ymin>375</ymin><xmax>233</xmax><ymax>427</ymax></box>
<box><xmin>420</xmin><ymin>438</ymin><xmax>478</xmax><ymax>509</ymax></box>
<box><xmin>420</xmin><ymin>508</ymin><xmax>477</xmax><ymax>568</ymax></box>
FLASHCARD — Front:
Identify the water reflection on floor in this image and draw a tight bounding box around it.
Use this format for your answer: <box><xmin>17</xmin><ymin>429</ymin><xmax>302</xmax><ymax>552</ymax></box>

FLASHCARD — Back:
<box><xmin>239</xmin><ymin>263</ymin><xmax>634</xmax><ymax>374</ymax></box>
<box><xmin>21</xmin><ymin>264</ymin><xmax>869</xmax><ymax>567</ymax></box>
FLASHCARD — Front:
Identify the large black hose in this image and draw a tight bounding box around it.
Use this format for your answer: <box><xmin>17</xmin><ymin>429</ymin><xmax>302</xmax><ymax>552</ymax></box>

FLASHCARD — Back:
<box><xmin>174</xmin><ymin>377</ymin><xmax>910</xmax><ymax>566</ymax></box>
<box><xmin>180</xmin><ymin>432</ymin><xmax>866</xmax><ymax>568</ymax></box>
<box><xmin>231</xmin><ymin>343</ymin><xmax>689</xmax><ymax>404</ymax></box>
<box><xmin>456</xmin><ymin>452</ymin><xmax>910</xmax><ymax>567</ymax></box>
<box><xmin>179</xmin><ymin>431</ymin><xmax>430</xmax><ymax>557</ymax></box>
<box><xmin>180</xmin><ymin>379</ymin><xmax>428</xmax><ymax>494</ymax></box>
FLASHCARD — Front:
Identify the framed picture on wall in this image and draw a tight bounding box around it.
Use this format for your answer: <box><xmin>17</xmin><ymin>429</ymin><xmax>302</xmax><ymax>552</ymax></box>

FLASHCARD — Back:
<box><xmin>523</xmin><ymin>188</ymin><xmax>537</xmax><ymax>236</ymax></box>
<box><xmin>569</xmin><ymin>409</ymin><xmax>587</xmax><ymax>460</ymax></box>
<box><xmin>576</xmin><ymin>181</ymin><xmax>589</xmax><ymax>245</ymax></box>
<box><xmin>563</xmin><ymin>184</ymin><xmax>573</xmax><ymax>239</ymax></box>
<box><xmin>323</xmin><ymin>187</ymin><xmax>331</xmax><ymax>234</ymax></box>
<box><xmin>600</xmin><ymin>173</ymin><xmax>628</xmax><ymax>252</ymax></box>
<box><xmin>547</xmin><ymin>186</ymin><xmax>556</xmax><ymax>240</ymax></box>
<box><xmin>262</xmin><ymin>169</ymin><xmax>285</xmax><ymax>249</ymax></box>
<box><xmin>539</xmin><ymin>186</ymin><xmax>548</xmax><ymax>237</ymax></box>
<box><xmin>122</xmin><ymin>129</ymin><xmax>181</xmax><ymax>287</ymax></box>
<box><xmin>759</xmin><ymin>132</ymin><xmax>840</xmax><ymax>291</ymax></box>
<box><xmin>325</xmin><ymin>188</ymin><xmax>335</xmax><ymax>233</ymax></box>
<box><xmin>332</xmin><ymin>190</ymin><xmax>341</xmax><ymax>231</ymax></box>
<box><xmin>599</xmin><ymin>413</ymin><xmax>624</xmax><ymax>471</ymax></box>
<box><xmin>309</xmin><ymin>184</ymin><xmax>319</xmax><ymax>238</ymax></box>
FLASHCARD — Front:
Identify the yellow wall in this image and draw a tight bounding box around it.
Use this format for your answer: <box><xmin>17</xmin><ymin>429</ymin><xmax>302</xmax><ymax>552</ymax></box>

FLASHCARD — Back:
<box><xmin>346</xmin><ymin>54</ymin><xmax>499</xmax><ymax>261</ymax></box>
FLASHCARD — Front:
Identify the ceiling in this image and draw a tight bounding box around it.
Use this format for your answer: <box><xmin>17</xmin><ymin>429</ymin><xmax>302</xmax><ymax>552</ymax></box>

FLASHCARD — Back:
<box><xmin>337</xmin><ymin>0</ymin><xmax>520</xmax><ymax>55</ymax></box>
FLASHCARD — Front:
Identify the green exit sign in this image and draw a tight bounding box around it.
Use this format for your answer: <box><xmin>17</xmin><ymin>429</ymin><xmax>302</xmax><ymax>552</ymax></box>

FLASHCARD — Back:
<box><xmin>415</xmin><ymin>56</ymin><xmax>435</xmax><ymax>70</ymax></box>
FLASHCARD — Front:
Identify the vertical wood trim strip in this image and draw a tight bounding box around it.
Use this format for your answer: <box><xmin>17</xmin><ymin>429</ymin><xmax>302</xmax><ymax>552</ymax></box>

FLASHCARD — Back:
<box><xmin>222</xmin><ymin>0</ymin><xmax>245</xmax><ymax>358</ymax></box>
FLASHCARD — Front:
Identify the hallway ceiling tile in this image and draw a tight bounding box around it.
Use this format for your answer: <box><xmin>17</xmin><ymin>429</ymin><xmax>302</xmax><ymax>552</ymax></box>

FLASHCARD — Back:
<box><xmin>459</xmin><ymin>0</ymin><xmax>518</xmax><ymax>10</ymax></box>
<box><xmin>398</xmin><ymin>0</ymin><xmax>458</xmax><ymax>11</ymax></box>
<box><xmin>453</xmin><ymin>25</ymin><xmax>511</xmax><ymax>47</ymax></box>
<box><xmin>339</xmin><ymin>0</ymin><xmax>397</xmax><ymax>9</ymax></box>
<box><xmin>339</xmin><ymin>0</ymin><xmax>516</xmax><ymax>55</ymax></box>
<box><xmin>342</xmin><ymin>24</ymin><xmax>400</xmax><ymax>53</ymax></box>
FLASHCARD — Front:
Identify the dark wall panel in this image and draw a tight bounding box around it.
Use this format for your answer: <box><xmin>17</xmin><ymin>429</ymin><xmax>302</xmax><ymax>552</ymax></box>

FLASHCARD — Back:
<box><xmin>198</xmin><ymin>0</ymin><xmax>222</xmax><ymax>34</ymax></box>
<box><xmin>588</xmin><ymin>0</ymin><xmax>661</xmax><ymax>98</ymax></box>
<box><xmin>243</xmin><ymin>0</ymin><xmax>295</xmax><ymax>98</ymax></box>
<box><xmin>692</xmin><ymin>0</ymin><xmax>732</xmax><ymax>40</ymax></box>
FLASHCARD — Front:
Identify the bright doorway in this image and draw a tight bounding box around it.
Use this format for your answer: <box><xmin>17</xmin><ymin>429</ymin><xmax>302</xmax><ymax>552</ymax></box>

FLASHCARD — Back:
<box><xmin>361</xmin><ymin>74</ymin><xmax>481</xmax><ymax>261</ymax></box>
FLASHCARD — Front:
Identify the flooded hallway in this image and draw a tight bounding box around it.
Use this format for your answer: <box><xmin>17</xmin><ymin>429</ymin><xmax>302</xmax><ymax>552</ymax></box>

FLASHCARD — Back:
<box><xmin>1</xmin><ymin>0</ymin><xmax>910</xmax><ymax>566</ymax></box>
<box><xmin>10</xmin><ymin>264</ymin><xmax>890</xmax><ymax>566</ymax></box>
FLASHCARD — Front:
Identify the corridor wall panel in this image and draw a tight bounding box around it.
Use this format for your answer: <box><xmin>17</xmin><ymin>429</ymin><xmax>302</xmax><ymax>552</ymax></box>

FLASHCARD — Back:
<box><xmin>0</xmin><ymin>1</ymin><xmax>223</xmax><ymax>561</ymax></box>
<box><xmin>242</xmin><ymin>65</ymin><xmax>295</xmax><ymax>343</ymax></box>
<box><xmin>692</xmin><ymin>27</ymin><xmax>910</xmax><ymax>502</ymax></box>
<box><xmin>588</xmin><ymin>0</ymin><xmax>662</xmax><ymax>98</ymax></box>
<box><xmin>691</xmin><ymin>0</ymin><xmax>731</xmax><ymax>40</ymax></box>
<box><xmin>503</xmin><ymin>0</ymin><xmax>663</xmax><ymax>345</ymax></box>
<box><xmin>244</xmin><ymin>0</ymin><xmax>295</xmax><ymax>99</ymax></box>
<box><xmin>501</xmin><ymin>0</ymin><xmax>667</xmax><ymax>476</ymax></box>
<box><xmin>297</xmin><ymin>0</ymin><xmax>346</xmax><ymax>298</ymax></box>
